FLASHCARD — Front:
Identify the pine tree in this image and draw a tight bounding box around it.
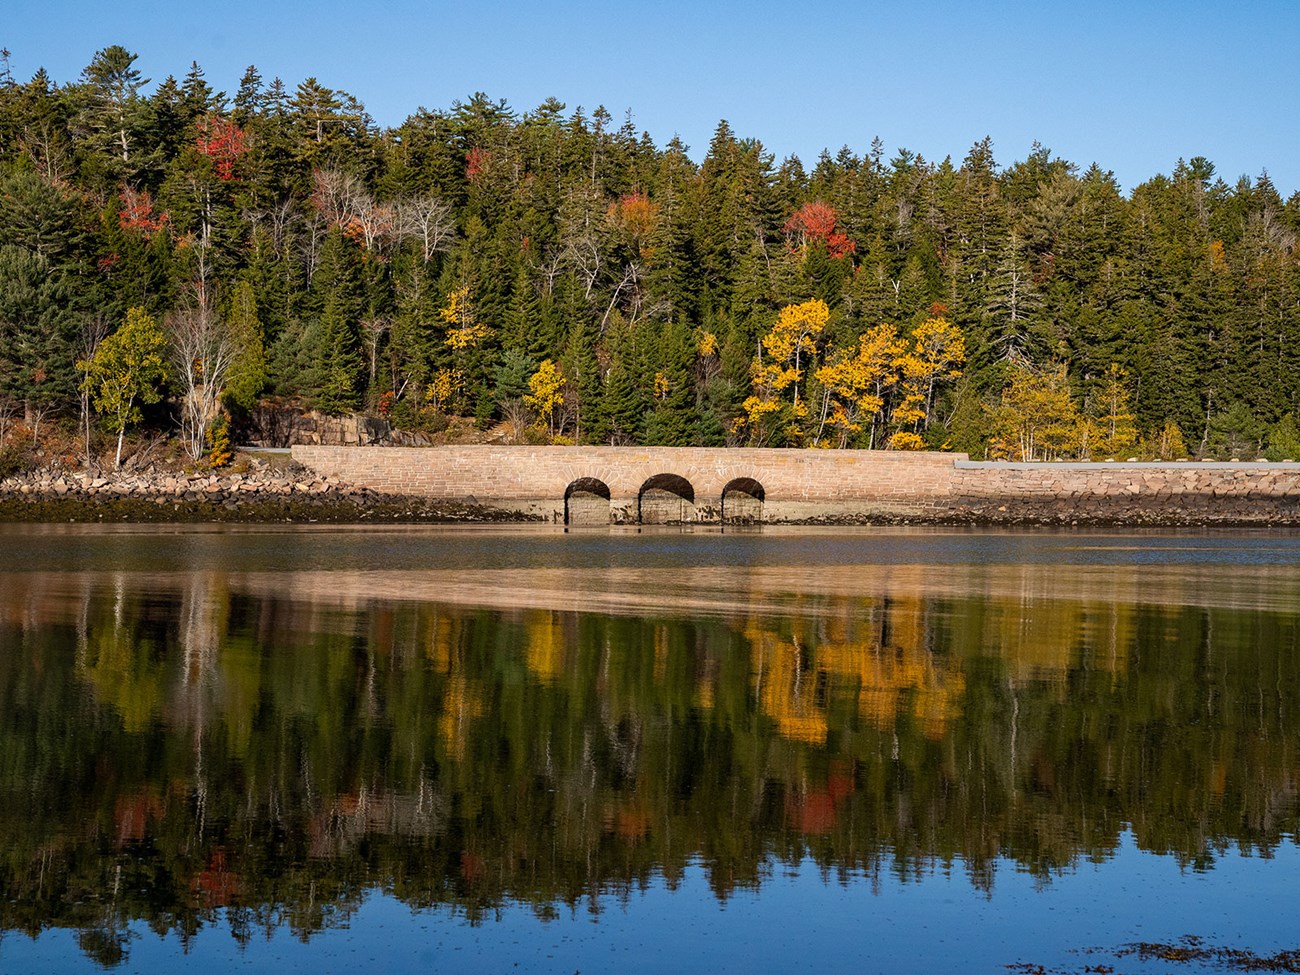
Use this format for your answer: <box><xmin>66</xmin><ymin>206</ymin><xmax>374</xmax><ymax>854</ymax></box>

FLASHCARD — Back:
<box><xmin>561</xmin><ymin>316</ymin><xmax>602</xmax><ymax>442</ymax></box>
<box><xmin>75</xmin><ymin>45</ymin><xmax>149</xmax><ymax>182</ymax></box>
<box><xmin>503</xmin><ymin>263</ymin><xmax>539</xmax><ymax>357</ymax></box>
<box><xmin>232</xmin><ymin>65</ymin><xmax>265</xmax><ymax>123</ymax></box>
<box><xmin>648</xmin><ymin>137</ymin><xmax>702</xmax><ymax>323</ymax></box>
<box><xmin>222</xmin><ymin>280</ymin><xmax>268</xmax><ymax>413</ymax></box>
<box><xmin>178</xmin><ymin>61</ymin><xmax>224</xmax><ymax>124</ymax></box>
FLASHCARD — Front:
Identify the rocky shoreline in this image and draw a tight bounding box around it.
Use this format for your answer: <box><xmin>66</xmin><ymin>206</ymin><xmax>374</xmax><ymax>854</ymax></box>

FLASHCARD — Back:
<box><xmin>763</xmin><ymin>501</ymin><xmax>1300</xmax><ymax>528</ymax></box>
<box><xmin>0</xmin><ymin>463</ymin><xmax>538</xmax><ymax>523</ymax></box>
<box><xmin>896</xmin><ymin>494</ymin><xmax>1300</xmax><ymax>528</ymax></box>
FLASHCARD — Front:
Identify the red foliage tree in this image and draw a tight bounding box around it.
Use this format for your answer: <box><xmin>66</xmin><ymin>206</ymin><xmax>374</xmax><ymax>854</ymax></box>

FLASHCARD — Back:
<box><xmin>194</xmin><ymin>116</ymin><xmax>249</xmax><ymax>181</ymax></box>
<box><xmin>783</xmin><ymin>200</ymin><xmax>856</xmax><ymax>259</ymax></box>
<box><xmin>118</xmin><ymin>185</ymin><xmax>169</xmax><ymax>236</ymax></box>
<box><xmin>466</xmin><ymin>146</ymin><xmax>490</xmax><ymax>183</ymax></box>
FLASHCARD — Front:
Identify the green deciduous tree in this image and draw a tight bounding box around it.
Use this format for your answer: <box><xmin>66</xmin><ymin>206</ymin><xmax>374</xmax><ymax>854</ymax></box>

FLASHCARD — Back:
<box><xmin>80</xmin><ymin>307</ymin><xmax>168</xmax><ymax>468</ymax></box>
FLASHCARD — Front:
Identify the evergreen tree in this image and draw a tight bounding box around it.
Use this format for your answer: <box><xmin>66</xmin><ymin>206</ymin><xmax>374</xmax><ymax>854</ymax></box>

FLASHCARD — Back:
<box><xmin>642</xmin><ymin>321</ymin><xmax>695</xmax><ymax>445</ymax></box>
<box><xmin>600</xmin><ymin>342</ymin><xmax>644</xmax><ymax>444</ymax></box>
<box><xmin>0</xmin><ymin>245</ymin><xmax>79</xmax><ymax>410</ymax></box>
<box><xmin>561</xmin><ymin>316</ymin><xmax>602</xmax><ymax>443</ymax></box>
<box><xmin>75</xmin><ymin>45</ymin><xmax>149</xmax><ymax>182</ymax></box>
<box><xmin>303</xmin><ymin>229</ymin><xmax>365</xmax><ymax>413</ymax></box>
<box><xmin>2</xmin><ymin>45</ymin><xmax>1300</xmax><ymax>456</ymax></box>
<box><xmin>221</xmin><ymin>280</ymin><xmax>268</xmax><ymax>413</ymax></box>
<box><xmin>232</xmin><ymin>65</ymin><xmax>265</xmax><ymax>123</ymax></box>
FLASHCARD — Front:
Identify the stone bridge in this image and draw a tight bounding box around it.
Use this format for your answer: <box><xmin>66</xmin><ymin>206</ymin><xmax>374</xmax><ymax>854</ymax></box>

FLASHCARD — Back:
<box><xmin>291</xmin><ymin>445</ymin><xmax>962</xmax><ymax>523</ymax></box>
<box><xmin>292</xmin><ymin>445</ymin><xmax>1300</xmax><ymax>524</ymax></box>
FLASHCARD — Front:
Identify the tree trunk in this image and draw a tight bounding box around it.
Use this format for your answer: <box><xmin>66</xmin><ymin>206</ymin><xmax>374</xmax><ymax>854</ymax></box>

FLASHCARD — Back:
<box><xmin>83</xmin><ymin>389</ymin><xmax>93</xmax><ymax>471</ymax></box>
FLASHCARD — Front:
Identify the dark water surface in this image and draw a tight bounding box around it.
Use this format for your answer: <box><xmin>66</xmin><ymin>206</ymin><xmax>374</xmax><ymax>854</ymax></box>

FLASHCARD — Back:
<box><xmin>0</xmin><ymin>524</ymin><xmax>1298</xmax><ymax>973</ymax></box>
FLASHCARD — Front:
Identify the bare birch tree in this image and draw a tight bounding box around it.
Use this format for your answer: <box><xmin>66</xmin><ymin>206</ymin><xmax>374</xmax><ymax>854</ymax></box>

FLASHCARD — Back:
<box><xmin>168</xmin><ymin>289</ymin><xmax>235</xmax><ymax>461</ymax></box>
<box><xmin>396</xmin><ymin>194</ymin><xmax>456</xmax><ymax>263</ymax></box>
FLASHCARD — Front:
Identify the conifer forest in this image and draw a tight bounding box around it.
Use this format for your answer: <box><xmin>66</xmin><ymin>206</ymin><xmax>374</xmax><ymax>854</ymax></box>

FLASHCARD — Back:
<box><xmin>3</xmin><ymin>45</ymin><xmax>1300</xmax><ymax>464</ymax></box>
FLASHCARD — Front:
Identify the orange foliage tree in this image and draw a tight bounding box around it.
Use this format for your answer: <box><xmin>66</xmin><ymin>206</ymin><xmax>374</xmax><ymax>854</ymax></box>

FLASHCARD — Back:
<box><xmin>607</xmin><ymin>191</ymin><xmax>661</xmax><ymax>259</ymax></box>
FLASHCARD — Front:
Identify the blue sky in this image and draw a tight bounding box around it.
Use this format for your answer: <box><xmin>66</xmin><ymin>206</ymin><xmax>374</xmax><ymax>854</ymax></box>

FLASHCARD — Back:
<box><xmin>5</xmin><ymin>0</ymin><xmax>1298</xmax><ymax>195</ymax></box>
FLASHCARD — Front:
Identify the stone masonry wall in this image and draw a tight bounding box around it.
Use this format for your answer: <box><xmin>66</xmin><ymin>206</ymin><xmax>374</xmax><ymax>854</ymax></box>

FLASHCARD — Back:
<box><xmin>949</xmin><ymin>460</ymin><xmax>1300</xmax><ymax>524</ymax></box>
<box><xmin>291</xmin><ymin>446</ymin><xmax>1300</xmax><ymax>524</ymax></box>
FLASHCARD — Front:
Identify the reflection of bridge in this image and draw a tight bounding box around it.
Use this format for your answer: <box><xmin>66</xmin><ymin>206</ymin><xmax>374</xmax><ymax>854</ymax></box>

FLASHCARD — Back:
<box><xmin>292</xmin><ymin>445</ymin><xmax>962</xmax><ymax>524</ymax></box>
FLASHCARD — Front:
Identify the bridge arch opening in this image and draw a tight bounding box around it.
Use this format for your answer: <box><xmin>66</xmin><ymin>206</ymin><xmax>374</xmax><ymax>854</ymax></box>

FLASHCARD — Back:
<box><xmin>564</xmin><ymin>477</ymin><xmax>611</xmax><ymax>526</ymax></box>
<box><xmin>722</xmin><ymin>477</ymin><xmax>765</xmax><ymax>524</ymax></box>
<box><xmin>638</xmin><ymin>473</ymin><xmax>695</xmax><ymax>524</ymax></box>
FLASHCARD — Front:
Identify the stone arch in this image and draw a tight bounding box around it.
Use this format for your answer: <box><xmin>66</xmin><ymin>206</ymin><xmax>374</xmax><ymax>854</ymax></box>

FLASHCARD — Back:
<box><xmin>721</xmin><ymin>477</ymin><xmax>765</xmax><ymax>524</ymax></box>
<box><xmin>638</xmin><ymin>473</ymin><xmax>695</xmax><ymax>524</ymax></box>
<box><xmin>564</xmin><ymin>477</ymin><xmax>611</xmax><ymax>526</ymax></box>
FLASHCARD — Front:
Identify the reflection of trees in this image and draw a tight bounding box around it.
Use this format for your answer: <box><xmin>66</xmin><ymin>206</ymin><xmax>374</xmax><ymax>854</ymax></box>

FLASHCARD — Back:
<box><xmin>0</xmin><ymin>572</ymin><xmax>1298</xmax><ymax>964</ymax></box>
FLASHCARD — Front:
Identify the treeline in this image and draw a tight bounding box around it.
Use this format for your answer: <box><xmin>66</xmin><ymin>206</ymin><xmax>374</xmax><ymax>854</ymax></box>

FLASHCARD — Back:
<box><xmin>2</xmin><ymin>45</ymin><xmax>1300</xmax><ymax>462</ymax></box>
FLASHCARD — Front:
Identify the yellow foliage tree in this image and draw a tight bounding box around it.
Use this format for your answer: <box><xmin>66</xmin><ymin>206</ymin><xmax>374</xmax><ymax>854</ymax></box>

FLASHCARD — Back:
<box><xmin>987</xmin><ymin>361</ymin><xmax>1081</xmax><ymax>461</ymax></box>
<box><xmin>525</xmin><ymin>359</ymin><xmax>565</xmax><ymax>437</ymax></box>
<box><xmin>887</xmin><ymin>430</ymin><xmax>926</xmax><ymax>451</ymax></box>
<box><xmin>814</xmin><ymin>323</ymin><xmax>903</xmax><ymax>447</ymax></box>
<box><xmin>441</xmin><ymin>285</ymin><xmax>490</xmax><ymax>350</ymax></box>
<box><xmin>1093</xmin><ymin>362</ymin><xmax>1138</xmax><ymax>459</ymax></box>
<box><xmin>889</xmin><ymin>316</ymin><xmax>965</xmax><ymax>450</ymax></box>
<box><xmin>907</xmin><ymin>316</ymin><xmax>966</xmax><ymax>423</ymax></box>
<box><xmin>739</xmin><ymin>388</ymin><xmax>784</xmax><ymax>445</ymax></box>
<box><xmin>742</xmin><ymin>298</ymin><xmax>831</xmax><ymax>444</ymax></box>
<box><xmin>757</xmin><ymin>298</ymin><xmax>830</xmax><ymax>410</ymax></box>
<box><xmin>1147</xmin><ymin>418</ymin><xmax>1189</xmax><ymax>460</ymax></box>
<box><xmin>425</xmin><ymin>368</ymin><xmax>463</xmax><ymax>414</ymax></box>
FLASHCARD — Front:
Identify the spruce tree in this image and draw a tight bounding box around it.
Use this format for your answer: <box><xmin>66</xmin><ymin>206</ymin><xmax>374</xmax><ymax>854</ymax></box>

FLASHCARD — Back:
<box><xmin>601</xmin><ymin>347</ymin><xmax>644</xmax><ymax>444</ymax></box>
<box><xmin>0</xmin><ymin>245</ymin><xmax>79</xmax><ymax>410</ymax></box>
<box><xmin>562</xmin><ymin>316</ymin><xmax>602</xmax><ymax>443</ymax></box>
<box><xmin>305</xmin><ymin>229</ymin><xmax>365</xmax><ymax>414</ymax></box>
<box><xmin>642</xmin><ymin>321</ymin><xmax>695</xmax><ymax>445</ymax></box>
<box><xmin>504</xmin><ymin>263</ymin><xmax>540</xmax><ymax>357</ymax></box>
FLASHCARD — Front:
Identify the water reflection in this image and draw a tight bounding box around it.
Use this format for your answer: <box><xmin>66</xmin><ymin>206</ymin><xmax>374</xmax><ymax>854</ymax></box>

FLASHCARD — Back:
<box><xmin>0</xmin><ymin>530</ymin><xmax>1298</xmax><ymax>968</ymax></box>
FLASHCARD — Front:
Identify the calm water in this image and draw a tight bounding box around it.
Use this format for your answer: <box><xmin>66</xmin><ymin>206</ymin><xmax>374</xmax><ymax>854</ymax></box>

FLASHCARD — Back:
<box><xmin>0</xmin><ymin>524</ymin><xmax>1298</xmax><ymax>974</ymax></box>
